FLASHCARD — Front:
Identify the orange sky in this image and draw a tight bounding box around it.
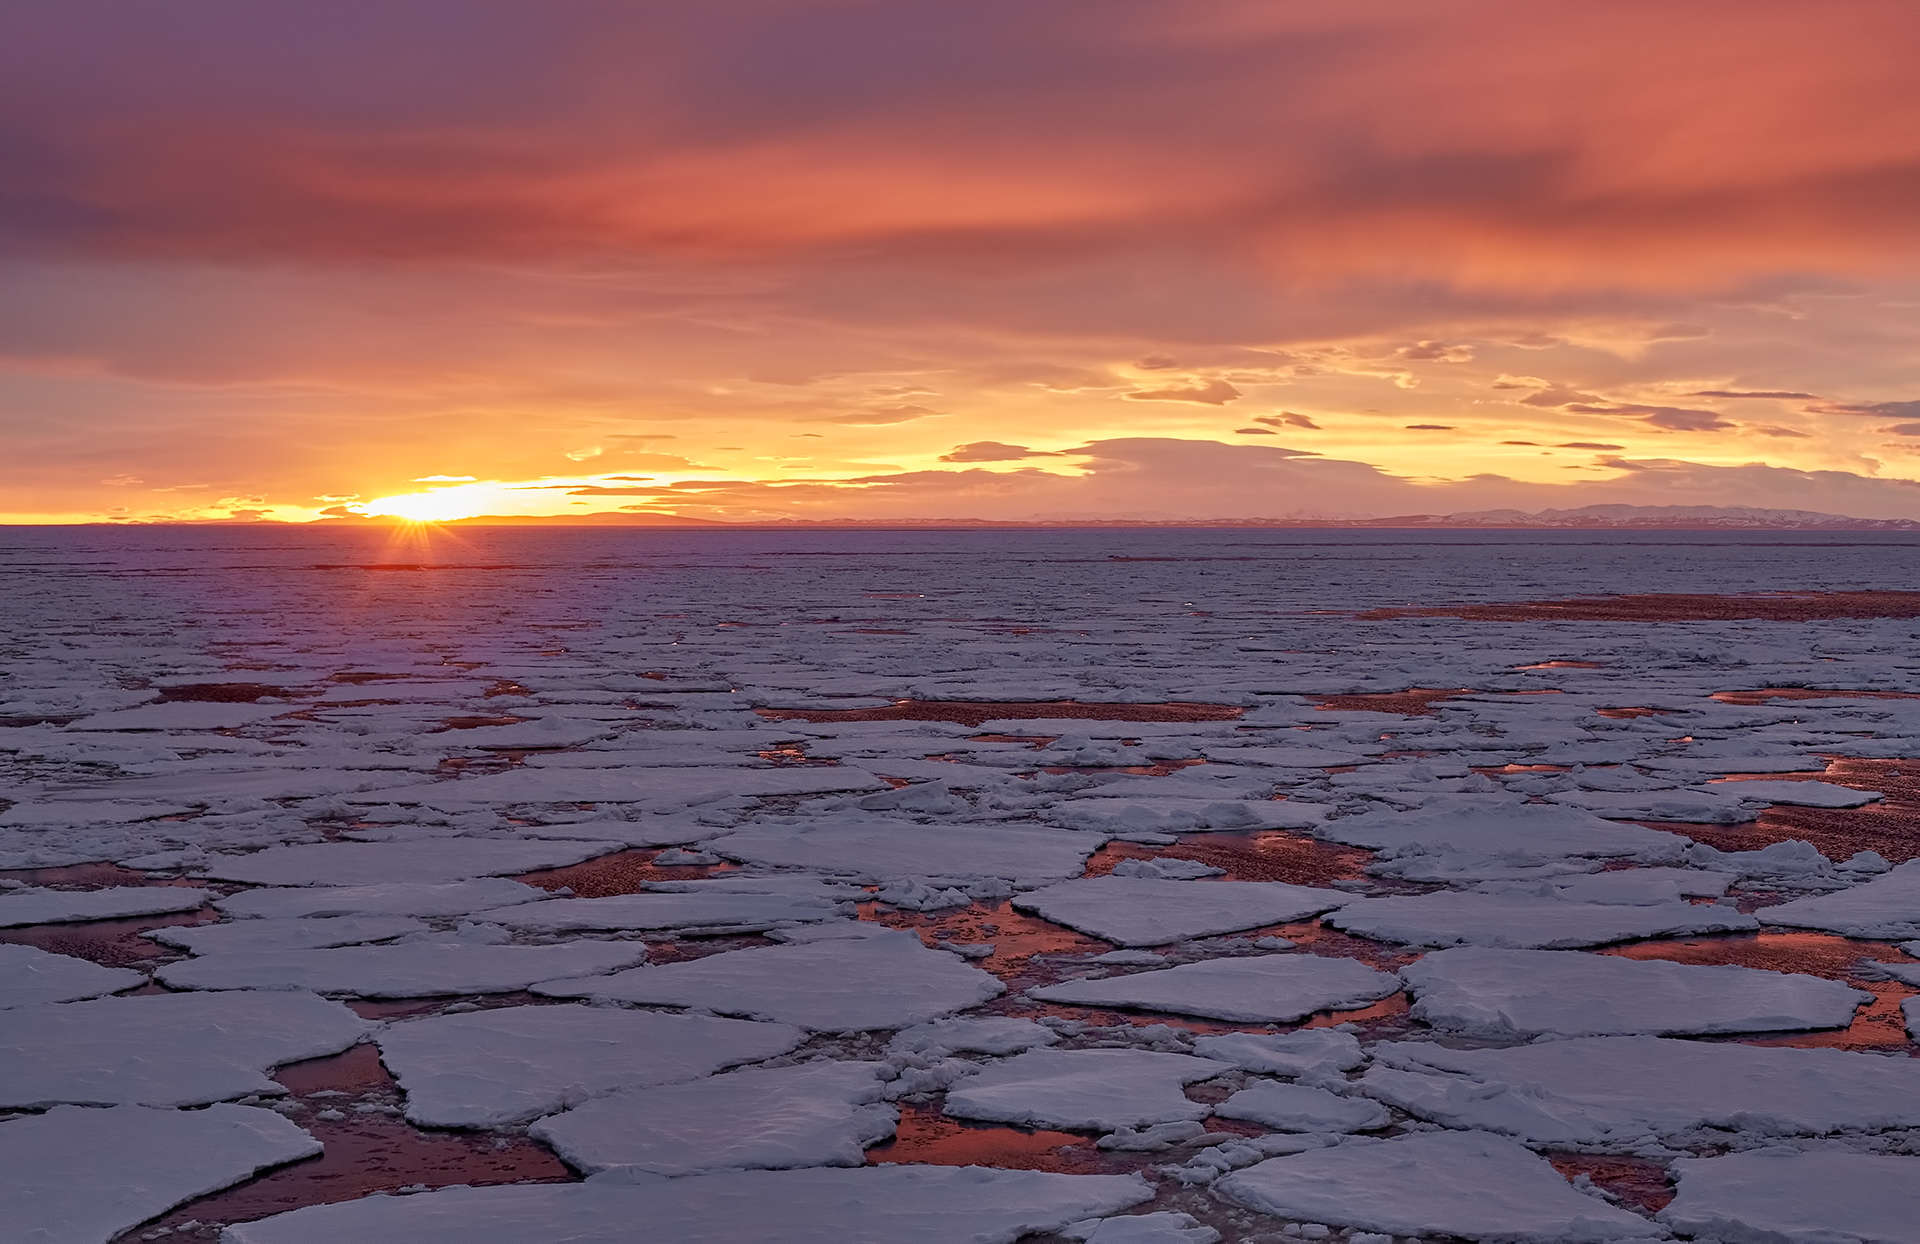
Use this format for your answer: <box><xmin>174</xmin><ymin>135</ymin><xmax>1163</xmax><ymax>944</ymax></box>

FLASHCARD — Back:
<box><xmin>4</xmin><ymin>0</ymin><xmax>1920</xmax><ymax>522</ymax></box>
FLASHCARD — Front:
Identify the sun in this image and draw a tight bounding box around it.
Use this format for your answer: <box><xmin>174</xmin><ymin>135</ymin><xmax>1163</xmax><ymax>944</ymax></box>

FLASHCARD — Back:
<box><xmin>355</xmin><ymin>491</ymin><xmax>486</xmax><ymax>522</ymax></box>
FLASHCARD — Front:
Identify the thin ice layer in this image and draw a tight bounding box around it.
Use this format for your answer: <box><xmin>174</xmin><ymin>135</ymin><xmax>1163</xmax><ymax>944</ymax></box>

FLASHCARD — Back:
<box><xmin>0</xmin><ymin>885</ymin><xmax>207</xmax><ymax>926</ymax></box>
<box><xmin>536</xmin><ymin>931</ymin><xmax>1004</xmax><ymax>1030</ymax></box>
<box><xmin>1361</xmin><ymin>1036</ymin><xmax>1920</xmax><ymax>1146</ymax></box>
<box><xmin>0</xmin><ymin>944</ymin><xmax>145</xmax><ymax>1007</ymax></box>
<box><xmin>214</xmin><ymin>878</ymin><xmax>551</xmax><ymax>919</ymax></box>
<box><xmin>707</xmin><ymin>823</ymin><xmax>1106</xmax><ymax>883</ymax></box>
<box><xmin>1400</xmin><ymin>946</ymin><xmax>1868</xmax><ymax>1038</ymax></box>
<box><xmin>1212</xmin><ymin>1082</ymin><xmax>1390</xmax><ymax>1132</ymax></box>
<box><xmin>200</xmin><ymin>838</ymin><xmax>621</xmax><ymax>886</ymax></box>
<box><xmin>1660</xmin><ymin>1149</ymin><xmax>1920</xmax><ymax>1244</ymax></box>
<box><xmin>943</xmin><ymin>1048</ymin><xmax>1225</xmax><ymax>1131</ymax></box>
<box><xmin>378</xmin><ymin>1005</ymin><xmax>805</xmax><ymax>1128</ymax></box>
<box><xmin>531</xmin><ymin>1061</ymin><xmax>896</xmax><ymax>1176</ymax></box>
<box><xmin>1011</xmin><ymin>877</ymin><xmax>1350</xmax><ymax>947</ymax></box>
<box><xmin>220</xmin><ymin>1165</ymin><xmax>1155</xmax><ymax>1244</ymax></box>
<box><xmin>0</xmin><ymin>990</ymin><xmax>371</xmax><ymax>1108</ymax></box>
<box><xmin>1029</xmin><ymin>954</ymin><xmax>1401</xmax><ymax>1023</ymax></box>
<box><xmin>1215</xmin><ymin>1131</ymin><xmax>1653</xmax><ymax>1240</ymax></box>
<box><xmin>147</xmin><ymin>915</ymin><xmax>429</xmax><ymax>954</ymax></box>
<box><xmin>483</xmin><ymin>891</ymin><xmax>846</xmax><ymax>932</ymax></box>
<box><xmin>1</xmin><ymin>1104</ymin><xmax>321</xmax><ymax>1244</ymax></box>
<box><xmin>158</xmin><ymin>940</ymin><xmax>649</xmax><ymax>997</ymax></box>
<box><xmin>1326</xmin><ymin>890</ymin><xmax>1757</xmax><ymax>948</ymax></box>
<box><xmin>1767</xmin><ymin>859</ymin><xmax>1920</xmax><ymax>938</ymax></box>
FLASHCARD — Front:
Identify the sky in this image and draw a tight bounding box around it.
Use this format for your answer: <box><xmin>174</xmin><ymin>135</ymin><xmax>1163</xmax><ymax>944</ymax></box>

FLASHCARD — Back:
<box><xmin>4</xmin><ymin>0</ymin><xmax>1920</xmax><ymax>524</ymax></box>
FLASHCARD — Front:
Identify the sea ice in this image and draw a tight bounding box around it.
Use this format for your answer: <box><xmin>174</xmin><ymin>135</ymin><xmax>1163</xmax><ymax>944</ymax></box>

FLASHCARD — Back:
<box><xmin>1048</xmin><ymin>798</ymin><xmax>1326</xmax><ymax>834</ymax></box>
<box><xmin>1012</xmin><ymin>876</ymin><xmax>1351</xmax><ymax>946</ymax></box>
<box><xmin>378</xmin><ymin>1004</ymin><xmax>805</xmax><ymax>1127</ymax></box>
<box><xmin>1029</xmin><ymin>954</ymin><xmax>1401</xmax><ymax>1023</ymax></box>
<box><xmin>344</xmin><ymin>764</ymin><xmax>888</xmax><ymax>808</ymax></box>
<box><xmin>1314</xmin><ymin>801</ymin><xmax>1688</xmax><ymax>862</ymax></box>
<box><xmin>1212</xmin><ymin>1081</ymin><xmax>1390</xmax><ymax>1132</ymax></box>
<box><xmin>157</xmin><ymin>939</ymin><xmax>649</xmax><ymax>997</ymax></box>
<box><xmin>1766</xmin><ymin>859</ymin><xmax>1920</xmax><ymax>937</ymax></box>
<box><xmin>199</xmin><ymin>838</ymin><xmax>621</xmax><ymax>885</ymax></box>
<box><xmin>888</xmin><ymin>1016</ymin><xmax>1059</xmax><ymax>1057</ymax></box>
<box><xmin>1709</xmin><ymin>779</ymin><xmax>1884</xmax><ymax>808</ymax></box>
<box><xmin>0</xmin><ymin>943</ymin><xmax>145</xmax><ymax>1007</ymax></box>
<box><xmin>0</xmin><ymin>990</ymin><xmax>371</xmax><ymax>1107</ymax></box>
<box><xmin>707</xmin><ymin>822</ymin><xmax>1107</xmax><ymax>882</ymax></box>
<box><xmin>146</xmin><ymin>914</ymin><xmax>428</xmax><ymax>954</ymax></box>
<box><xmin>535</xmin><ymin>932</ymin><xmax>1005</xmax><ymax>1030</ymax></box>
<box><xmin>1548</xmin><ymin>787</ymin><xmax>1763</xmax><ymax>823</ymax></box>
<box><xmin>1326</xmin><ymin>889</ymin><xmax>1757</xmax><ymax>948</ymax></box>
<box><xmin>66</xmin><ymin>702</ymin><xmax>290</xmax><ymax>730</ymax></box>
<box><xmin>943</xmin><ymin>1048</ymin><xmax>1225</xmax><ymax>1131</ymax></box>
<box><xmin>1</xmin><ymin>1103</ymin><xmax>320</xmax><ymax>1244</ymax></box>
<box><xmin>220</xmin><ymin>1165</ymin><xmax>1155</xmax><ymax>1244</ymax></box>
<box><xmin>1660</xmin><ymin>1149</ymin><xmax>1920</xmax><ymax>1244</ymax></box>
<box><xmin>1189</xmin><ymin>1029</ymin><xmax>1366</xmax><ymax>1078</ymax></box>
<box><xmin>530</xmin><ymin>1060</ymin><xmax>896</xmax><ymax>1176</ymax></box>
<box><xmin>0</xmin><ymin>885</ymin><xmax>208</xmax><ymax>926</ymax></box>
<box><xmin>1361</xmin><ymin>1035</ymin><xmax>1920</xmax><ymax>1145</ymax></box>
<box><xmin>483</xmin><ymin>891</ymin><xmax>847</xmax><ymax>932</ymax></box>
<box><xmin>1214</xmin><ymin>1131</ymin><xmax>1654</xmax><ymax>1240</ymax></box>
<box><xmin>1061</xmin><ymin>1212</ymin><xmax>1221</xmax><ymax>1244</ymax></box>
<box><xmin>214</xmin><ymin>878</ymin><xmax>551</xmax><ymax>919</ymax></box>
<box><xmin>1400</xmin><ymin>947</ymin><xmax>1868</xmax><ymax>1038</ymax></box>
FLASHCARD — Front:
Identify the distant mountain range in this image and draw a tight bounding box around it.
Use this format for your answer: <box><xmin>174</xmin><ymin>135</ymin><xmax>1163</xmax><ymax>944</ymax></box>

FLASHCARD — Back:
<box><xmin>351</xmin><ymin>504</ymin><xmax>1920</xmax><ymax>530</ymax></box>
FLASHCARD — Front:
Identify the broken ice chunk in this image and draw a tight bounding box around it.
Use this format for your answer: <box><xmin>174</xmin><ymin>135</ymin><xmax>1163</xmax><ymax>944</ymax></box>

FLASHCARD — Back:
<box><xmin>0</xmin><ymin>944</ymin><xmax>145</xmax><ymax>1007</ymax></box>
<box><xmin>943</xmin><ymin>1048</ymin><xmax>1225</xmax><ymax>1131</ymax></box>
<box><xmin>1013</xmin><ymin>877</ymin><xmax>1350</xmax><ymax>947</ymax></box>
<box><xmin>1660</xmin><ymin>1149</ymin><xmax>1920</xmax><ymax>1243</ymax></box>
<box><xmin>146</xmin><ymin>914</ymin><xmax>428</xmax><ymax>954</ymax></box>
<box><xmin>1029</xmin><ymin>955</ymin><xmax>1400</xmax><ymax>1023</ymax></box>
<box><xmin>1326</xmin><ymin>890</ymin><xmax>1756</xmax><ymax>949</ymax></box>
<box><xmin>1212</xmin><ymin>1082</ymin><xmax>1390</xmax><ymax>1133</ymax></box>
<box><xmin>1189</xmin><ymin>1029</ymin><xmax>1365</xmax><ymax>1079</ymax></box>
<box><xmin>199</xmin><ymin>838</ymin><xmax>621</xmax><ymax>886</ymax></box>
<box><xmin>214</xmin><ymin>878</ymin><xmax>551</xmax><ymax>919</ymax></box>
<box><xmin>0</xmin><ymin>885</ymin><xmax>207</xmax><ymax>926</ymax></box>
<box><xmin>157</xmin><ymin>940</ymin><xmax>649</xmax><ymax>998</ymax></box>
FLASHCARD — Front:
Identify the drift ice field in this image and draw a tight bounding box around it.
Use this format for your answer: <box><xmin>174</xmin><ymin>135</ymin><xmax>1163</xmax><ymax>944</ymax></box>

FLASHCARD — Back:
<box><xmin>8</xmin><ymin>524</ymin><xmax>1920</xmax><ymax>1243</ymax></box>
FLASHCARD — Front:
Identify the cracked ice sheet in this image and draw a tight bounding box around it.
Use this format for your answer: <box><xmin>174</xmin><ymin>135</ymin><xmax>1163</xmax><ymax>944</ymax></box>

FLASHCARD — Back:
<box><xmin>481</xmin><ymin>891</ymin><xmax>848</xmax><ymax>933</ymax></box>
<box><xmin>146</xmin><ymin>914</ymin><xmax>429</xmax><ymax>954</ymax></box>
<box><xmin>343</xmin><ymin>764</ymin><xmax>888</xmax><ymax>809</ymax></box>
<box><xmin>1325</xmin><ymin>889</ymin><xmax>1757</xmax><ymax>948</ymax></box>
<box><xmin>943</xmin><ymin>1048</ymin><xmax>1225</xmax><ymax>1131</ymax></box>
<box><xmin>200</xmin><ymin>838</ymin><xmax>623</xmax><ymax>886</ymax></box>
<box><xmin>379</xmin><ymin>1005</ymin><xmax>805</xmax><ymax>1128</ymax></box>
<box><xmin>1361</xmin><ymin>1036</ymin><xmax>1920</xmax><ymax>1146</ymax></box>
<box><xmin>0</xmin><ymin>944</ymin><xmax>145</xmax><ymax>1007</ymax></box>
<box><xmin>2</xmin><ymin>1104</ymin><xmax>320</xmax><ymax>1244</ymax></box>
<box><xmin>214</xmin><ymin>878</ymin><xmax>551</xmax><ymax>919</ymax></box>
<box><xmin>1660</xmin><ymin>1149</ymin><xmax>1920</xmax><ymax>1244</ymax></box>
<box><xmin>1314</xmin><ymin>801</ymin><xmax>1689</xmax><ymax>862</ymax></box>
<box><xmin>531</xmin><ymin>1060</ymin><xmax>896</xmax><ymax>1176</ymax></box>
<box><xmin>1030</xmin><ymin>954</ymin><xmax>1401</xmax><ymax>1023</ymax></box>
<box><xmin>1011</xmin><ymin>876</ymin><xmax>1351</xmax><ymax>946</ymax></box>
<box><xmin>0</xmin><ymin>885</ymin><xmax>208</xmax><ymax>926</ymax></box>
<box><xmin>1047</xmin><ymin>798</ymin><xmax>1326</xmax><ymax>834</ymax></box>
<box><xmin>220</xmin><ymin>1165</ymin><xmax>1155</xmax><ymax>1244</ymax></box>
<box><xmin>0</xmin><ymin>990</ymin><xmax>371</xmax><ymax>1108</ymax></box>
<box><xmin>1190</xmin><ymin>1029</ymin><xmax>1365</xmax><ymax>1077</ymax></box>
<box><xmin>1213</xmin><ymin>1081</ymin><xmax>1390</xmax><ymax>1132</ymax></box>
<box><xmin>1400</xmin><ymin>947</ymin><xmax>1868</xmax><ymax>1038</ymax></box>
<box><xmin>707</xmin><ymin>821</ymin><xmax>1107</xmax><ymax>883</ymax></box>
<box><xmin>158</xmin><ymin>940</ymin><xmax>650</xmax><ymax>997</ymax></box>
<box><xmin>1767</xmin><ymin>859</ymin><xmax>1920</xmax><ymax>937</ymax></box>
<box><xmin>536</xmin><ymin>931</ymin><xmax>1004</xmax><ymax>1030</ymax></box>
<box><xmin>1215</xmin><ymin>1131</ymin><xmax>1654</xmax><ymax>1241</ymax></box>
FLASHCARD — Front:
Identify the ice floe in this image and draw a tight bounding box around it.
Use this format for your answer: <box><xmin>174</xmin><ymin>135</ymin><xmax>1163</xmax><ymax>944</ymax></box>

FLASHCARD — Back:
<box><xmin>1212</xmin><ymin>1081</ymin><xmax>1390</xmax><ymax>1132</ymax></box>
<box><xmin>0</xmin><ymin>885</ymin><xmax>208</xmax><ymax>926</ymax></box>
<box><xmin>1660</xmin><ymin>1149</ymin><xmax>1920</xmax><ymax>1244</ymax></box>
<box><xmin>378</xmin><ymin>1004</ymin><xmax>805</xmax><ymax>1127</ymax></box>
<box><xmin>1030</xmin><ymin>954</ymin><xmax>1401</xmax><ymax>1022</ymax></box>
<box><xmin>707</xmin><ymin>821</ymin><xmax>1107</xmax><ymax>883</ymax></box>
<box><xmin>482</xmin><ymin>891</ymin><xmax>848</xmax><ymax>933</ymax></box>
<box><xmin>1767</xmin><ymin>858</ymin><xmax>1920</xmax><ymax>937</ymax></box>
<box><xmin>1011</xmin><ymin>876</ymin><xmax>1351</xmax><ymax>946</ymax></box>
<box><xmin>1189</xmin><ymin>1028</ymin><xmax>1366</xmax><ymax>1078</ymax></box>
<box><xmin>0</xmin><ymin>944</ymin><xmax>145</xmax><ymax>1007</ymax></box>
<box><xmin>213</xmin><ymin>878</ymin><xmax>551</xmax><ymax>919</ymax></box>
<box><xmin>147</xmin><ymin>913</ymin><xmax>428</xmax><ymax>953</ymax></box>
<box><xmin>199</xmin><ymin>838</ymin><xmax>622</xmax><ymax>885</ymax></box>
<box><xmin>1326</xmin><ymin>889</ymin><xmax>1757</xmax><ymax>948</ymax></box>
<box><xmin>943</xmin><ymin>1048</ymin><xmax>1226</xmax><ymax>1131</ymax></box>
<box><xmin>158</xmin><ymin>939</ymin><xmax>648</xmax><ymax>997</ymax></box>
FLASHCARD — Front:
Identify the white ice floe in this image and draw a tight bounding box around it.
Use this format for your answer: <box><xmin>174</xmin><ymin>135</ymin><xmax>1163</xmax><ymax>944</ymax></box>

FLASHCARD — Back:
<box><xmin>0</xmin><ymin>800</ymin><xmax>196</xmax><ymax>827</ymax></box>
<box><xmin>1214</xmin><ymin>1131</ymin><xmax>1654</xmax><ymax>1241</ymax></box>
<box><xmin>1212</xmin><ymin>1081</ymin><xmax>1390</xmax><ymax>1132</ymax></box>
<box><xmin>147</xmin><ymin>914</ymin><xmax>427</xmax><ymax>954</ymax></box>
<box><xmin>378</xmin><ymin>1004</ymin><xmax>805</xmax><ymax>1127</ymax></box>
<box><xmin>1547</xmin><ymin>786</ymin><xmax>1764</xmax><ymax>823</ymax></box>
<box><xmin>220</xmin><ymin>1165</ymin><xmax>1155</xmax><ymax>1244</ymax></box>
<box><xmin>1360</xmin><ymin>1035</ymin><xmax>1920</xmax><ymax>1146</ymax></box>
<box><xmin>1326</xmin><ymin>889</ymin><xmax>1757</xmax><ymax>948</ymax></box>
<box><xmin>1</xmin><ymin>1103</ymin><xmax>320</xmax><ymax>1244</ymax></box>
<box><xmin>1030</xmin><ymin>954</ymin><xmax>1401</xmax><ymax>1023</ymax></box>
<box><xmin>1315</xmin><ymin>801</ymin><xmax>1688</xmax><ymax>862</ymax></box>
<box><xmin>1109</xmin><ymin>858</ymin><xmax>1225</xmax><ymax>880</ymax></box>
<box><xmin>531</xmin><ymin>1060</ymin><xmax>896</xmax><ymax>1176</ymax></box>
<box><xmin>943</xmin><ymin>1048</ymin><xmax>1225</xmax><ymax>1131</ymax></box>
<box><xmin>1012</xmin><ymin>877</ymin><xmax>1351</xmax><ymax>947</ymax></box>
<box><xmin>535</xmin><ymin>932</ymin><xmax>1004</xmax><ymax>1030</ymax></box>
<box><xmin>199</xmin><ymin>838</ymin><xmax>621</xmax><ymax>886</ymax></box>
<box><xmin>66</xmin><ymin>702</ymin><xmax>290</xmax><ymax>730</ymax></box>
<box><xmin>1660</xmin><ymin>1149</ymin><xmax>1920</xmax><ymax>1244</ymax></box>
<box><xmin>0</xmin><ymin>990</ymin><xmax>370</xmax><ymax>1107</ymax></box>
<box><xmin>159</xmin><ymin>939</ymin><xmax>648</xmax><ymax>997</ymax></box>
<box><xmin>1400</xmin><ymin>947</ymin><xmax>1868</xmax><ymax>1038</ymax></box>
<box><xmin>0</xmin><ymin>885</ymin><xmax>208</xmax><ymax>926</ymax></box>
<box><xmin>1543</xmin><ymin>867</ymin><xmax>1734</xmax><ymax>905</ymax></box>
<box><xmin>1708</xmin><ymin>778</ymin><xmax>1884</xmax><ymax>808</ymax></box>
<box><xmin>214</xmin><ymin>878</ymin><xmax>551</xmax><ymax>919</ymax></box>
<box><xmin>708</xmin><ymin>822</ymin><xmax>1107</xmax><ymax>883</ymax></box>
<box><xmin>482</xmin><ymin>891</ymin><xmax>847</xmax><ymax>932</ymax></box>
<box><xmin>887</xmin><ymin>1016</ymin><xmax>1059</xmax><ymax>1057</ymax></box>
<box><xmin>0</xmin><ymin>944</ymin><xmax>144</xmax><ymax>1007</ymax></box>
<box><xmin>1061</xmin><ymin>1213</ymin><xmax>1220</xmax><ymax>1244</ymax></box>
<box><xmin>1048</xmin><ymin>798</ymin><xmax>1326</xmax><ymax>834</ymax></box>
<box><xmin>1189</xmin><ymin>1029</ymin><xmax>1366</xmax><ymax>1078</ymax></box>
<box><xmin>344</xmin><ymin>764</ymin><xmax>888</xmax><ymax>809</ymax></box>
<box><xmin>1766</xmin><ymin>858</ymin><xmax>1920</xmax><ymax>936</ymax></box>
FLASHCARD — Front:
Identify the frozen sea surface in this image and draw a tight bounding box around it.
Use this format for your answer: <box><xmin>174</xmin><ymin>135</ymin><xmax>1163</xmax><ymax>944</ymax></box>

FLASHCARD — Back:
<box><xmin>6</xmin><ymin>525</ymin><xmax>1920</xmax><ymax>1239</ymax></box>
